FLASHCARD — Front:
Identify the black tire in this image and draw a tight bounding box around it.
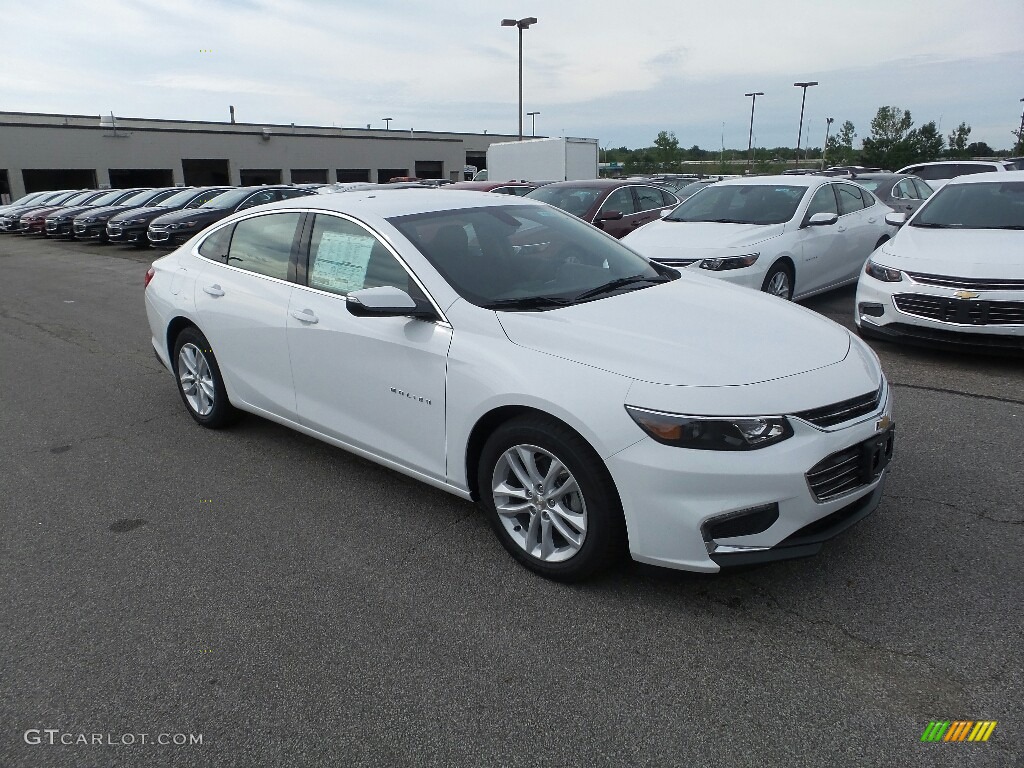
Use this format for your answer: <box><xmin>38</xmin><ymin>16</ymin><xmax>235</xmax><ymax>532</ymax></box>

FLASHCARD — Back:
<box><xmin>761</xmin><ymin>261</ymin><xmax>794</xmax><ymax>300</ymax></box>
<box><xmin>477</xmin><ymin>415</ymin><xmax>625</xmax><ymax>581</ymax></box>
<box><xmin>874</xmin><ymin>236</ymin><xmax>889</xmax><ymax>250</ymax></box>
<box><xmin>171</xmin><ymin>326</ymin><xmax>239</xmax><ymax>429</ymax></box>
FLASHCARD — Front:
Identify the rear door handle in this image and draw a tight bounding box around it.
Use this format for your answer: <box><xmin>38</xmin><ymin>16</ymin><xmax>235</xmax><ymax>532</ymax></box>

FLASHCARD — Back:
<box><xmin>203</xmin><ymin>284</ymin><xmax>225</xmax><ymax>297</ymax></box>
<box><xmin>290</xmin><ymin>308</ymin><xmax>319</xmax><ymax>324</ymax></box>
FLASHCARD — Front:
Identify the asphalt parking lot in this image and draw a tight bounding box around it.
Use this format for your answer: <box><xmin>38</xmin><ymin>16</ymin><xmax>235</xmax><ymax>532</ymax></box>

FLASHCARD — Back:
<box><xmin>1</xmin><ymin>234</ymin><xmax>1021</xmax><ymax>768</ymax></box>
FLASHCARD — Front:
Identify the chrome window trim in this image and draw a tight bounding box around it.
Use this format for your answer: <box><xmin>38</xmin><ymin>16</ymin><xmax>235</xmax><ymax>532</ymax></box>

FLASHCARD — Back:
<box><xmin>193</xmin><ymin>207</ymin><xmax>451</xmax><ymax>328</ymax></box>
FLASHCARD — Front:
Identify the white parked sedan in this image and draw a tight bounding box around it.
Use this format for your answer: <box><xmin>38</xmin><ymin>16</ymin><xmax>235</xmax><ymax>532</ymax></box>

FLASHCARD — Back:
<box><xmin>145</xmin><ymin>190</ymin><xmax>894</xmax><ymax>580</ymax></box>
<box><xmin>621</xmin><ymin>175</ymin><xmax>897</xmax><ymax>300</ymax></box>
<box><xmin>856</xmin><ymin>170</ymin><xmax>1024</xmax><ymax>353</ymax></box>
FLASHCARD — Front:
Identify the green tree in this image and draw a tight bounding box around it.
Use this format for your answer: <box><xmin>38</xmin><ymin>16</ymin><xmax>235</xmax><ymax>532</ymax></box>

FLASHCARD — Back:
<box><xmin>911</xmin><ymin>121</ymin><xmax>944</xmax><ymax>162</ymax></box>
<box><xmin>947</xmin><ymin>122</ymin><xmax>971</xmax><ymax>158</ymax></box>
<box><xmin>861</xmin><ymin>106</ymin><xmax>914</xmax><ymax>168</ymax></box>
<box><xmin>965</xmin><ymin>141</ymin><xmax>993</xmax><ymax>156</ymax></box>
<box><xmin>825</xmin><ymin>120</ymin><xmax>857</xmax><ymax>166</ymax></box>
<box><xmin>653</xmin><ymin>131</ymin><xmax>681</xmax><ymax>169</ymax></box>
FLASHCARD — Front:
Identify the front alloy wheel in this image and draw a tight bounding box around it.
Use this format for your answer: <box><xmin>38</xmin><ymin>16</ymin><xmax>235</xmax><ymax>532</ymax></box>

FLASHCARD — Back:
<box><xmin>478</xmin><ymin>416</ymin><xmax>624</xmax><ymax>581</ymax></box>
<box><xmin>491</xmin><ymin>444</ymin><xmax>588</xmax><ymax>563</ymax></box>
<box><xmin>762</xmin><ymin>262</ymin><xmax>794</xmax><ymax>300</ymax></box>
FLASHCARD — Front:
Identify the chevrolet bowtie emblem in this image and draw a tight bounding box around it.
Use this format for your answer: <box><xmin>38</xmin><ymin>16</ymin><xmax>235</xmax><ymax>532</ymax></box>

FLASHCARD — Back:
<box><xmin>876</xmin><ymin>414</ymin><xmax>892</xmax><ymax>432</ymax></box>
<box><xmin>954</xmin><ymin>290</ymin><xmax>980</xmax><ymax>299</ymax></box>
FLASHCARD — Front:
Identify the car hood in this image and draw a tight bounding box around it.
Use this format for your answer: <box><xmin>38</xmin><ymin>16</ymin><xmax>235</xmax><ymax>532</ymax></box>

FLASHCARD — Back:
<box><xmin>109</xmin><ymin>205</ymin><xmax>180</xmax><ymax>223</ymax></box>
<box><xmin>151</xmin><ymin>208</ymin><xmax>226</xmax><ymax>226</ymax></box>
<box><xmin>495</xmin><ymin>275</ymin><xmax>851</xmax><ymax>386</ymax></box>
<box><xmin>49</xmin><ymin>204</ymin><xmax>102</xmax><ymax>219</ymax></box>
<box><xmin>21</xmin><ymin>205</ymin><xmax>68</xmax><ymax>218</ymax></box>
<box><xmin>624</xmin><ymin>220</ymin><xmax>785</xmax><ymax>262</ymax></box>
<box><xmin>882</xmin><ymin>226</ymin><xmax>1024</xmax><ymax>278</ymax></box>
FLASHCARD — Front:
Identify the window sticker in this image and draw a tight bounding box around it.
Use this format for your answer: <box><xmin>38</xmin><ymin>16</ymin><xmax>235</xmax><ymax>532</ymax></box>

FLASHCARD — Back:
<box><xmin>310</xmin><ymin>231</ymin><xmax>375</xmax><ymax>293</ymax></box>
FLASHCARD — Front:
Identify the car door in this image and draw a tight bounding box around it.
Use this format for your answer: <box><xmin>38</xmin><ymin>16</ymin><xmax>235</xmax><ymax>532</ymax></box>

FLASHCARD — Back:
<box><xmin>285</xmin><ymin>212</ymin><xmax>451</xmax><ymax>480</ymax></box>
<box><xmin>193</xmin><ymin>211</ymin><xmax>304</xmax><ymax>419</ymax></box>
<box><xmin>795</xmin><ymin>183</ymin><xmax>847</xmax><ymax>294</ymax></box>
<box><xmin>833</xmin><ymin>182</ymin><xmax>879</xmax><ymax>282</ymax></box>
<box><xmin>592</xmin><ymin>187</ymin><xmax>638</xmax><ymax>238</ymax></box>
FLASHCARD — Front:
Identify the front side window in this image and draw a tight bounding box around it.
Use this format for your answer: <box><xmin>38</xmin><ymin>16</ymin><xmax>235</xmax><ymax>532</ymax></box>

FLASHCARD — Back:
<box><xmin>666</xmin><ymin>184</ymin><xmax>806</xmax><ymax>225</ymax></box>
<box><xmin>805</xmin><ymin>185</ymin><xmax>838</xmax><ymax>217</ymax></box>
<box><xmin>524</xmin><ymin>186</ymin><xmax>603</xmax><ymax>218</ymax></box>
<box><xmin>220</xmin><ymin>212</ymin><xmax>301</xmax><ymax>280</ymax></box>
<box><xmin>388</xmin><ymin>204</ymin><xmax>667</xmax><ymax>309</ymax></box>
<box><xmin>307</xmin><ymin>215</ymin><xmax>410</xmax><ymax>296</ymax></box>
<box><xmin>599</xmin><ymin>188</ymin><xmax>636</xmax><ymax>216</ymax></box>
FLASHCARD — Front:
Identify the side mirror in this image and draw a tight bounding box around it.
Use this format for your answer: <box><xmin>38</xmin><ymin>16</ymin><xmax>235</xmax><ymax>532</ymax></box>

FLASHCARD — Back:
<box><xmin>346</xmin><ymin>286</ymin><xmax>437</xmax><ymax>320</ymax></box>
<box><xmin>884</xmin><ymin>212</ymin><xmax>907</xmax><ymax>227</ymax></box>
<box><xmin>806</xmin><ymin>212</ymin><xmax>838</xmax><ymax>227</ymax></box>
<box><xmin>659</xmin><ymin>208</ymin><xmax>672</xmax><ymax>218</ymax></box>
<box><xmin>596</xmin><ymin>210</ymin><xmax>624</xmax><ymax>221</ymax></box>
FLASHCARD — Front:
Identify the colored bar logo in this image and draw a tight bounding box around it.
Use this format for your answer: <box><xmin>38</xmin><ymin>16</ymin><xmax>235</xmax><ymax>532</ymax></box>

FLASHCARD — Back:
<box><xmin>921</xmin><ymin>721</ymin><xmax>997</xmax><ymax>742</ymax></box>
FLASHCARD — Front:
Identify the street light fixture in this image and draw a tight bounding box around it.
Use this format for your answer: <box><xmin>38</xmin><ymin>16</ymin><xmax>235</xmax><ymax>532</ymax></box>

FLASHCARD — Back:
<box><xmin>527</xmin><ymin>111</ymin><xmax>540</xmax><ymax>136</ymax></box>
<box><xmin>793</xmin><ymin>81</ymin><xmax>818</xmax><ymax>168</ymax></box>
<box><xmin>820</xmin><ymin>117</ymin><xmax>834</xmax><ymax>170</ymax></box>
<box><xmin>744</xmin><ymin>92</ymin><xmax>764</xmax><ymax>170</ymax></box>
<box><xmin>501</xmin><ymin>16</ymin><xmax>538</xmax><ymax>141</ymax></box>
<box><xmin>382</xmin><ymin>117</ymin><xmax>393</xmax><ymax>131</ymax></box>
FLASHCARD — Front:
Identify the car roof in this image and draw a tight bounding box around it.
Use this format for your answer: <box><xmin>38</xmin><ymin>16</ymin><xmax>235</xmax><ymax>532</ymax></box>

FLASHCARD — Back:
<box><xmin>945</xmin><ymin>169</ymin><xmax>1024</xmax><ymax>186</ymax></box>
<box><xmin>252</xmin><ymin>188</ymin><xmax>548</xmax><ymax>218</ymax></box>
<box><xmin>709</xmin><ymin>174</ymin><xmax>826</xmax><ymax>188</ymax></box>
<box><xmin>849</xmin><ymin>173</ymin><xmax>917</xmax><ymax>181</ymax></box>
<box><xmin>898</xmin><ymin>160</ymin><xmax>1008</xmax><ymax>170</ymax></box>
<box><xmin>444</xmin><ymin>181</ymin><xmax>536</xmax><ymax>191</ymax></box>
<box><xmin>536</xmin><ymin>179</ymin><xmax>662</xmax><ymax>190</ymax></box>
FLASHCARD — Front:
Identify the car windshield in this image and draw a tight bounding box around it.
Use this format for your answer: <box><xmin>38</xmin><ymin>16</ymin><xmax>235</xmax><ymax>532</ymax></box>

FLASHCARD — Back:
<box><xmin>524</xmin><ymin>186</ymin><xmax>604</xmax><ymax>217</ymax></box>
<box><xmin>199</xmin><ymin>188</ymin><xmax>255</xmax><ymax>209</ymax></box>
<box><xmin>117</xmin><ymin>189</ymin><xmax>163</xmax><ymax>207</ymax></box>
<box><xmin>62</xmin><ymin>191</ymin><xmax>102</xmax><ymax>205</ymax></box>
<box><xmin>665</xmin><ymin>184</ymin><xmax>806</xmax><ymax>224</ymax></box>
<box><xmin>387</xmin><ymin>204</ymin><xmax>669</xmax><ymax>310</ymax></box>
<box><xmin>911</xmin><ymin>181</ymin><xmax>1024</xmax><ymax>230</ymax></box>
<box><xmin>88</xmin><ymin>189</ymin><xmax>134</xmax><ymax>206</ymax></box>
<box><xmin>853</xmin><ymin>180</ymin><xmax>882</xmax><ymax>191</ymax></box>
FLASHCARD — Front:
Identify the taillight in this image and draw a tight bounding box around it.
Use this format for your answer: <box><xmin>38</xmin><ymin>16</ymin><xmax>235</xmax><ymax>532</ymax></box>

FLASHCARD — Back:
<box><xmin>144</xmin><ymin>266</ymin><xmax>156</xmax><ymax>288</ymax></box>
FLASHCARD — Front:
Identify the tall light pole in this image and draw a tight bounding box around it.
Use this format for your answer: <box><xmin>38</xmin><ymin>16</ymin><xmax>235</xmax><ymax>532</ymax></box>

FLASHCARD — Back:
<box><xmin>744</xmin><ymin>92</ymin><xmax>764</xmax><ymax>170</ymax></box>
<box><xmin>382</xmin><ymin>117</ymin><xmax>393</xmax><ymax>131</ymax></box>
<box><xmin>501</xmin><ymin>16</ymin><xmax>538</xmax><ymax>141</ymax></box>
<box><xmin>793</xmin><ymin>81</ymin><xmax>818</xmax><ymax>168</ymax></box>
<box><xmin>527</xmin><ymin>111</ymin><xmax>540</xmax><ymax>136</ymax></box>
<box><xmin>820</xmin><ymin>117</ymin><xmax>834</xmax><ymax>170</ymax></box>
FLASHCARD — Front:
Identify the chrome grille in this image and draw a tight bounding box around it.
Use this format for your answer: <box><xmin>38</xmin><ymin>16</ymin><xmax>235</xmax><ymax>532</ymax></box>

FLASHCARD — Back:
<box><xmin>894</xmin><ymin>294</ymin><xmax>1024</xmax><ymax>326</ymax></box>
<box><xmin>806</xmin><ymin>429</ymin><xmax>893</xmax><ymax>502</ymax></box>
<box><xmin>794</xmin><ymin>384</ymin><xmax>882</xmax><ymax>428</ymax></box>
<box><xmin>656</xmin><ymin>258</ymin><xmax>700</xmax><ymax>268</ymax></box>
<box><xmin>906</xmin><ymin>271</ymin><xmax>1024</xmax><ymax>291</ymax></box>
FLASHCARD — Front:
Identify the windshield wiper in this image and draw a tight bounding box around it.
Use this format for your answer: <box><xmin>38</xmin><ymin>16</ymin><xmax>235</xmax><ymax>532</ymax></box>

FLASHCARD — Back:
<box><xmin>483</xmin><ymin>296</ymin><xmax>574</xmax><ymax>311</ymax></box>
<box><xmin>573</xmin><ymin>275</ymin><xmax>669</xmax><ymax>302</ymax></box>
<box><xmin>909</xmin><ymin>221</ymin><xmax>955</xmax><ymax>228</ymax></box>
<box><xmin>980</xmin><ymin>225</ymin><xmax>1024</xmax><ymax>230</ymax></box>
<box><xmin>701</xmin><ymin>218</ymin><xmax>752</xmax><ymax>224</ymax></box>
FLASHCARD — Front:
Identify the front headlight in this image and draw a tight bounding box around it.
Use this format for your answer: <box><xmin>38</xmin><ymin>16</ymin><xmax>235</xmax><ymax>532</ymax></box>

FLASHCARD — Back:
<box><xmin>169</xmin><ymin>221</ymin><xmax>199</xmax><ymax>230</ymax></box>
<box><xmin>121</xmin><ymin>218</ymin><xmax>145</xmax><ymax>226</ymax></box>
<box><xmin>699</xmin><ymin>253</ymin><xmax>759</xmax><ymax>271</ymax></box>
<box><xmin>625</xmin><ymin>406</ymin><xmax>793</xmax><ymax>450</ymax></box>
<box><xmin>864</xmin><ymin>259</ymin><xmax>903</xmax><ymax>282</ymax></box>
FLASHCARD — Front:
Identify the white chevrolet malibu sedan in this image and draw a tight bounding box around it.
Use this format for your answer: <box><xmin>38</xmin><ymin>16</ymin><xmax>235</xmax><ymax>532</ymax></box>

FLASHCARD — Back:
<box><xmin>856</xmin><ymin>170</ymin><xmax>1024</xmax><ymax>353</ymax></box>
<box><xmin>622</xmin><ymin>175</ymin><xmax>896</xmax><ymax>300</ymax></box>
<box><xmin>145</xmin><ymin>190</ymin><xmax>894</xmax><ymax>581</ymax></box>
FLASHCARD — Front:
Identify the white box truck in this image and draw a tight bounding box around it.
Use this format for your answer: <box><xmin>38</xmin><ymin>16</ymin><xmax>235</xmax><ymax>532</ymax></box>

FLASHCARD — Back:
<box><xmin>485</xmin><ymin>137</ymin><xmax>599</xmax><ymax>182</ymax></box>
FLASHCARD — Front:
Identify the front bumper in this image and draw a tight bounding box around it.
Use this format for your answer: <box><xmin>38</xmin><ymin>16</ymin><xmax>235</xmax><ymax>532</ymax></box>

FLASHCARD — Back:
<box><xmin>73</xmin><ymin>222</ymin><xmax>107</xmax><ymax>240</ymax></box>
<box><xmin>147</xmin><ymin>228</ymin><xmax>191</xmax><ymax>247</ymax></box>
<box><xmin>856</xmin><ymin>275</ymin><xmax>1024</xmax><ymax>354</ymax></box>
<box><xmin>107</xmin><ymin>224</ymin><xmax>147</xmax><ymax>243</ymax></box>
<box><xmin>45</xmin><ymin>221</ymin><xmax>73</xmax><ymax>237</ymax></box>
<box><xmin>606</xmin><ymin>385</ymin><xmax>893</xmax><ymax>573</ymax></box>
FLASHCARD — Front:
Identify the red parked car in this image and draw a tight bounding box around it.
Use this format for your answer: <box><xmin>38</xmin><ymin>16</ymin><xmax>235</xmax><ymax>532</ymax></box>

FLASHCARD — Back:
<box><xmin>525</xmin><ymin>180</ymin><xmax>679</xmax><ymax>238</ymax></box>
<box><xmin>16</xmin><ymin>190</ymin><xmax>107</xmax><ymax>234</ymax></box>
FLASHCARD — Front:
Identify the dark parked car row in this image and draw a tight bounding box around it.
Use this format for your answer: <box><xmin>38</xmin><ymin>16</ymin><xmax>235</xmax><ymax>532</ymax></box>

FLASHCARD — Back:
<box><xmin>0</xmin><ymin>185</ymin><xmax>316</xmax><ymax>247</ymax></box>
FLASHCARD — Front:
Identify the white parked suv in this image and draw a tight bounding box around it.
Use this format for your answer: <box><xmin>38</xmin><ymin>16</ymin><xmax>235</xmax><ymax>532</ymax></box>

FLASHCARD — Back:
<box><xmin>895</xmin><ymin>160</ymin><xmax>1011</xmax><ymax>190</ymax></box>
<box><xmin>622</xmin><ymin>175</ymin><xmax>896</xmax><ymax>300</ymax></box>
<box><xmin>856</xmin><ymin>170</ymin><xmax>1024</xmax><ymax>353</ymax></box>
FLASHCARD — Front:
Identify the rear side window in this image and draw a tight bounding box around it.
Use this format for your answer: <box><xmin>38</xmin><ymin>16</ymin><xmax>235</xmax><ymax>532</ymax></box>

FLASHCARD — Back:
<box><xmin>636</xmin><ymin>186</ymin><xmax>670</xmax><ymax>212</ymax></box>
<box><xmin>307</xmin><ymin>214</ymin><xmax>410</xmax><ymax>296</ymax></box>
<box><xmin>894</xmin><ymin>179</ymin><xmax>917</xmax><ymax>199</ymax></box>
<box><xmin>198</xmin><ymin>223</ymin><xmax>234</xmax><ymax>261</ymax></box>
<box><xmin>836</xmin><ymin>184</ymin><xmax>865</xmax><ymax>215</ymax></box>
<box><xmin>912</xmin><ymin>178</ymin><xmax>934</xmax><ymax>199</ymax></box>
<box><xmin>915</xmin><ymin>165</ymin><xmax>958</xmax><ymax>181</ymax></box>
<box><xmin>223</xmin><ymin>212</ymin><xmax>302</xmax><ymax>280</ymax></box>
<box><xmin>955</xmin><ymin>164</ymin><xmax>997</xmax><ymax>176</ymax></box>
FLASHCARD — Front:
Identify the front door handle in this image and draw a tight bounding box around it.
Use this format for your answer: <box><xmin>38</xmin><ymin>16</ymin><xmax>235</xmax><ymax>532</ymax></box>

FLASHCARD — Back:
<box><xmin>203</xmin><ymin>284</ymin><xmax>225</xmax><ymax>297</ymax></box>
<box><xmin>290</xmin><ymin>308</ymin><xmax>319</xmax><ymax>324</ymax></box>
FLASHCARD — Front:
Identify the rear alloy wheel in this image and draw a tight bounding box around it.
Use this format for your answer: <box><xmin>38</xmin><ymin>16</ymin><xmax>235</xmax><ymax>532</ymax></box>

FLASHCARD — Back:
<box><xmin>761</xmin><ymin>262</ymin><xmax>794</xmax><ymax>300</ymax></box>
<box><xmin>478</xmin><ymin>416</ymin><xmax>624</xmax><ymax>581</ymax></box>
<box><xmin>172</xmin><ymin>327</ymin><xmax>238</xmax><ymax>428</ymax></box>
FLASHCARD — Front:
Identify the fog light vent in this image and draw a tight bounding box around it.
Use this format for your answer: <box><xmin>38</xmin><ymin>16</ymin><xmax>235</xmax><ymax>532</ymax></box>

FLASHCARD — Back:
<box><xmin>702</xmin><ymin>503</ymin><xmax>779</xmax><ymax>541</ymax></box>
<box><xmin>859</xmin><ymin>302</ymin><xmax>885</xmax><ymax>318</ymax></box>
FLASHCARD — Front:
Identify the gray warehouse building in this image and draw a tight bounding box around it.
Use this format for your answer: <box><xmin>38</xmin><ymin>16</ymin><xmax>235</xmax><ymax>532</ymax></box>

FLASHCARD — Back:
<box><xmin>0</xmin><ymin>111</ymin><xmax>519</xmax><ymax>202</ymax></box>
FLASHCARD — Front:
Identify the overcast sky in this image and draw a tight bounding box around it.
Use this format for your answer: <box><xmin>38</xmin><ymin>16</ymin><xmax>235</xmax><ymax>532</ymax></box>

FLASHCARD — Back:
<box><xmin>3</xmin><ymin>0</ymin><xmax>1022</xmax><ymax>151</ymax></box>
